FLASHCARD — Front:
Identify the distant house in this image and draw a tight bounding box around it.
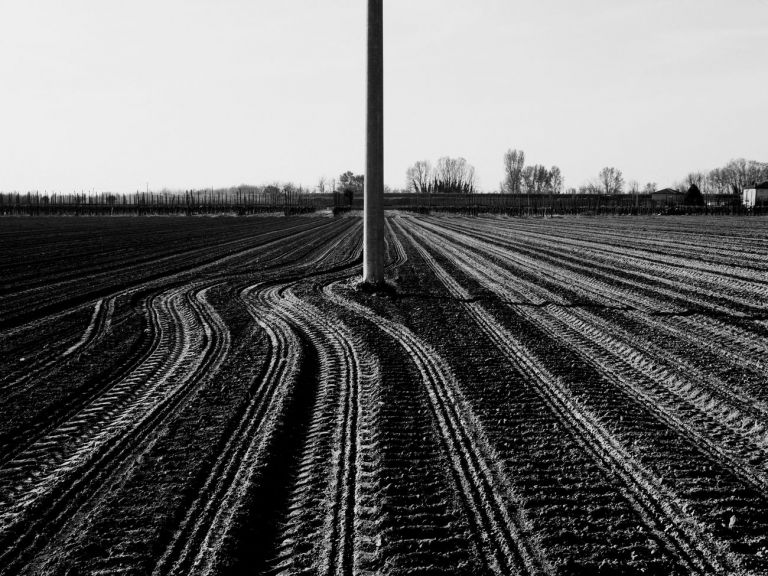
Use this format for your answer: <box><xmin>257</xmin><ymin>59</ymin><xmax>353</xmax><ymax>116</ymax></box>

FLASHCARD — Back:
<box><xmin>651</xmin><ymin>188</ymin><xmax>684</xmax><ymax>205</ymax></box>
<box><xmin>742</xmin><ymin>181</ymin><xmax>768</xmax><ymax>208</ymax></box>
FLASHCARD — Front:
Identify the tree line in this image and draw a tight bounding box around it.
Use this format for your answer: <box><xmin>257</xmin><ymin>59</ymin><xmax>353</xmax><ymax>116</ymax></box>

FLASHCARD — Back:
<box><xmin>577</xmin><ymin>158</ymin><xmax>768</xmax><ymax>199</ymax></box>
<box><xmin>674</xmin><ymin>159</ymin><xmax>768</xmax><ymax>196</ymax></box>
<box><xmin>405</xmin><ymin>151</ymin><xmax>768</xmax><ymax>198</ymax></box>
<box><xmin>500</xmin><ymin>150</ymin><xmax>564</xmax><ymax>195</ymax></box>
<box><xmin>406</xmin><ymin>157</ymin><xmax>477</xmax><ymax>195</ymax></box>
<box><xmin>405</xmin><ymin>151</ymin><xmax>562</xmax><ymax>196</ymax></box>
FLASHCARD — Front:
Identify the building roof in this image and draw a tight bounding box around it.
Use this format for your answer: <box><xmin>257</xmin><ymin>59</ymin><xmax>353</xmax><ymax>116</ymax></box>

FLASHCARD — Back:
<box><xmin>653</xmin><ymin>188</ymin><xmax>683</xmax><ymax>195</ymax></box>
<box><xmin>756</xmin><ymin>181</ymin><xmax>768</xmax><ymax>189</ymax></box>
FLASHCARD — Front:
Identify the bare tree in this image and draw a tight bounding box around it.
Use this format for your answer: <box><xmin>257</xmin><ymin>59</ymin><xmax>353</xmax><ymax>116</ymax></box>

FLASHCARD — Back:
<box><xmin>702</xmin><ymin>159</ymin><xmax>768</xmax><ymax>200</ymax></box>
<box><xmin>549</xmin><ymin>166</ymin><xmax>563</xmax><ymax>194</ymax></box>
<box><xmin>521</xmin><ymin>165</ymin><xmax>552</xmax><ymax>194</ymax></box>
<box><xmin>405</xmin><ymin>160</ymin><xmax>432</xmax><ymax>193</ymax></box>
<box><xmin>725</xmin><ymin>159</ymin><xmax>767</xmax><ymax>191</ymax></box>
<box><xmin>626</xmin><ymin>180</ymin><xmax>640</xmax><ymax>209</ymax></box>
<box><xmin>283</xmin><ymin>182</ymin><xmax>298</xmax><ymax>195</ymax></box>
<box><xmin>521</xmin><ymin>166</ymin><xmax>534</xmax><ymax>194</ymax></box>
<box><xmin>686</xmin><ymin>172</ymin><xmax>705</xmax><ymax>189</ymax></box>
<box><xmin>598</xmin><ymin>167</ymin><xmax>624</xmax><ymax>194</ymax></box>
<box><xmin>317</xmin><ymin>176</ymin><xmax>327</xmax><ymax>194</ymax></box>
<box><xmin>433</xmin><ymin>157</ymin><xmax>476</xmax><ymax>194</ymax></box>
<box><xmin>579</xmin><ymin>181</ymin><xmax>603</xmax><ymax>195</ymax></box>
<box><xmin>707</xmin><ymin>168</ymin><xmax>728</xmax><ymax>195</ymax></box>
<box><xmin>643</xmin><ymin>182</ymin><xmax>657</xmax><ymax>194</ymax></box>
<box><xmin>264</xmin><ymin>184</ymin><xmax>281</xmax><ymax>202</ymax></box>
<box><xmin>536</xmin><ymin>165</ymin><xmax>552</xmax><ymax>194</ymax></box>
<box><xmin>339</xmin><ymin>171</ymin><xmax>364</xmax><ymax>194</ymax></box>
<box><xmin>502</xmin><ymin>149</ymin><xmax>525</xmax><ymax>194</ymax></box>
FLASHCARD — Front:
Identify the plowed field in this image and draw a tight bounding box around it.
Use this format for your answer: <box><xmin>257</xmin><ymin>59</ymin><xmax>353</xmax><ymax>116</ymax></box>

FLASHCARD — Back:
<box><xmin>1</xmin><ymin>214</ymin><xmax>767</xmax><ymax>576</ymax></box>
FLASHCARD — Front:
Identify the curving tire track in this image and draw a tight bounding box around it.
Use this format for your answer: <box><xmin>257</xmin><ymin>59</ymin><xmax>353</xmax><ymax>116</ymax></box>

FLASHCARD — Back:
<box><xmin>262</xmin><ymin>287</ymin><xmax>377</xmax><ymax>576</ymax></box>
<box><xmin>150</xmin><ymin>281</ymin><xmax>303</xmax><ymax>576</ymax></box>
<box><xmin>0</xmin><ymin>283</ymin><xmax>230</xmax><ymax>574</ymax></box>
<box><xmin>0</xmin><ymin>303</ymin><xmax>102</xmax><ymax>396</ymax></box>
<box><xmin>0</xmin><ymin>293</ymin><xmax>159</xmax><ymax>469</ymax></box>
<box><xmin>325</xmin><ymin>253</ymin><xmax>552</xmax><ymax>574</ymax></box>
<box><xmin>62</xmin><ymin>297</ymin><xmax>114</xmax><ymax>357</ymax></box>
<box><xmin>0</xmin><ymin>220</ymin><xmax>359</xmax><ymax>473</ymax></box>
<box><xmin>0</xmin><ymin>218</ymin><xmax>337</xmax><ymax>335</ymax></box>
<box><xmin>150</xmin><ymin>221</ymin><xmax>367</xmax><ymax>576</ymax></box>
<box><xmin>5</xmin><ymin>214</ymin><xmax>767</xmax><ymax>574</ymax></box>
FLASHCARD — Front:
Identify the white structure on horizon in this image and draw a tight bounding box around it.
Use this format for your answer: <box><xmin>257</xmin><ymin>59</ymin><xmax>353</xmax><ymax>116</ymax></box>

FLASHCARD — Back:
<box><xmin>743</xmin><ymin>182</ymin><xmax>768</xmax><ymax>208</ymax></box>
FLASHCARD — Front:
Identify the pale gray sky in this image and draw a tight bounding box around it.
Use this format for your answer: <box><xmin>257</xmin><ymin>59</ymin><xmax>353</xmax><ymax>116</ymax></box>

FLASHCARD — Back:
<box><xmin>1</xmin><ymin>0</ymin><xmax>766</xmax><ymax>193</ymax></box>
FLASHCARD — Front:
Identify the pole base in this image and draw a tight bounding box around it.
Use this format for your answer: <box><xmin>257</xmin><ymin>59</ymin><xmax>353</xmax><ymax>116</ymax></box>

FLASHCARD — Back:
<box><xmin>356</xmin><ymin>278</ymin><xmax>397</xmax><ymax>295</ymax></box>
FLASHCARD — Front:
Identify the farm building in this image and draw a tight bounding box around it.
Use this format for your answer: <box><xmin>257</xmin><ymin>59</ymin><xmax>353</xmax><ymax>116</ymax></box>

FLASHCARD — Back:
<box><xmin>651</xmin><ymin>188</ymin><xmax>684</xmax><ymax>205</ymax></box>
<box><xmin>742</xmin><ymin>181</ymin><xmax>768</xmax><ymax>208</ymax></box>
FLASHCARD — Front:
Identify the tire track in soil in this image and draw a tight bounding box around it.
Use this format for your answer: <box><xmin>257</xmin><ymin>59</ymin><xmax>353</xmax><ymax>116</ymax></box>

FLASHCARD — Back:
<box><xmin>495</xmin><ymin>218</ymin><xmax>768</xmax><ymax>291</ymax></box>
<box><xmin>324</xmin><ymin>300</ymin><xmax>492</xmax><ymax>576</ymax></box>
<box><xmin>412</xmin><ymin>217</ymin><xmax>768</xmax><ymax>488</ymax></box>
<box><xmin>219</xmin><ymin>229</ymin><xmax>370</xmax><ymax>575</ymax></box>
<box><xmin>410</xmin><ymin>218</ymin><xmax>768</xmax><ymax>483</ymax></box>
<box><xmin>258</xmin><ymin>287</ymin><xmax>376</xmax><ymax>576</ymax></box>
<box><xmin>0</xmin><ymin>283</ymin><xmax>230</xmax><ymax>574</ymax></box>
<box><xmin>442</xmin><ymin>216</ymin><xmax>766</xmax><ymax>316</ymax></box>
<box><xmin>290</xmin><ymin>221</ymin><xmax>498</xmax><ymax>576</ymax></box>
<box><xmin>12</xmin><ymin>215</ymin><xmax>761</xmax><ymax>574</ymax></box>
<box><xmin>528</xmin><ymin>221</ymin><xmax>768</xmax><ymax>361</ymax></box>
<box><xmin>145</xmin><ymin>282</ymin><xmax>304</xmax><ymax>576</ymax></box>
<box><xmin>426</xmin><ymin>217</ymin><xmax>768</xmax><ymax>375</ymax></box>
<box><xmin>30</xmin><ymin>223</ymin><xmax>360</xmax><ymax>575</ymax></box>
<box><xmin>417</xmin><ymin>219</ymin><xmax>768</xmax><ymax>409</ymax></box>
<box><xmin>0</xmin><ymin>221</ymin><xmax>320</xmax><ymax>399</ymax></box>
<box><xmin>0</xmin><ymin>219</ymin><xmax>362</xmax><ymax>572</ymax></box>
<box><xmin>326</xmin><ymin>231</ymin><xmax>551</xmax><ymax>575</ymax></box>
<box><xmin>0</xmin><ymin>288</ymin><xmax>176</xmax><ymax>524</ymax></box>
<box><xmin>0</xmin><ymin>307</ymin><xmax>94</xmax><ymax>395</ymax></box>
<box><xmin>404</xmin><ymin>216</ymin><xmax>768</xmax><ymax>573</ymax></box>
<box><xmin>0</xmin><ymin>220</ymin><xmax>358</xmax><ymax>476</ymax></box>
<box><xmin>0</xmin><ymin>294</ymin><xmax>157</xmax><ymax>467</ymax></box>
<box><xmin>145</xmin><ymin>222</ymin><xmax>367</xmax><ymax>575</ymax></box>
<box><xmin>395</xmin><ymin>217</ymin><xmax>723</xmax><ymax>574</ymax></box>
<box><xmin>467</xmin><ymin>216</ymin><xmax>768</xmax><ymax>403</ymax></box>
<box><xmin>0</xmin><ymin>218</ymin><xmax>335</xmax><ymax>334</ymax></box>
<box><xmin>172</xmin><ymin>218</ymin><xmax>464</xmax><ymax>575</ymax></box>
<box><xmin>62</xmin><ymin>296</ymin><xmax>114</xmax><ymax>357</ymax></box>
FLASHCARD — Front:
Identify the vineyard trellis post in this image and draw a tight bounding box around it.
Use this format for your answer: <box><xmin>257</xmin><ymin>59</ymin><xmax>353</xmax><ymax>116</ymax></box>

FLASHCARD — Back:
<box><xmin>363</xmin><ymin>0</ymin><xmax>385</xmax><ymax>284</ymax></box>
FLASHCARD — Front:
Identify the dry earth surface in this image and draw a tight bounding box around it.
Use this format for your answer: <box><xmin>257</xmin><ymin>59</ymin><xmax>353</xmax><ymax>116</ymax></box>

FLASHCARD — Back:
<box><xmin>1</xmin><ymin>214</ymin><xmax>767</xmax><ymax>576</ymax></box>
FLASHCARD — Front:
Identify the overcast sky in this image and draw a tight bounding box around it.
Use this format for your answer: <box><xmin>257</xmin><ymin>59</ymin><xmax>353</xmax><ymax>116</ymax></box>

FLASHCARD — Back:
<box><xmin>1</xmin><ymin>0</ymin><xmax>766</xmax><ymax>193</ymax></box>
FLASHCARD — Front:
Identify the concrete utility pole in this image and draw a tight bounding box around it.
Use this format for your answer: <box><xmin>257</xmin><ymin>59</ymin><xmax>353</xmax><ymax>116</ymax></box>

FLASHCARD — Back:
<box><xmin>363</xmin><ymin>0</ymin><xmax>385</xmax><ymax>284</ymax></box>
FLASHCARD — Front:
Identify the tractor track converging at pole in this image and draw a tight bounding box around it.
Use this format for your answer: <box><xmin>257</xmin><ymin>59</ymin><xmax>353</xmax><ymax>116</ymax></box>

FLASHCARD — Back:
<box><xmin>149</xmin><ymin>220</ymin><xmax>367</xmax><ymax>576</ymax></box>
<box><xmin>327</xmin><ymin>230</ymin><xmax>552</xmax><ymax>575</ymax></box>
<box><xmin>3</xmin><ymin>214</ymin><xmax>768</xmax><ymax>575</ymax></box>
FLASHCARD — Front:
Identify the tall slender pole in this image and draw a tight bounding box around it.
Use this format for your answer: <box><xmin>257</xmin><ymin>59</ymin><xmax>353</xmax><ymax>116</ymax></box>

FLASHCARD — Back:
<box><xmin>363</xmin><ymin>0</ymin><xmax>385</xmax><ymax>284</ymax></box>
